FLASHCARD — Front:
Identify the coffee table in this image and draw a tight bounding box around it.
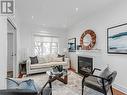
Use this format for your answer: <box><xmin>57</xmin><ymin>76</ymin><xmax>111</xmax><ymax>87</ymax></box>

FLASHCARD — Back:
<box><xmin>46</xmin><ymin>69</ymin><xmax>68</xmax><ymax>84</ymax></box>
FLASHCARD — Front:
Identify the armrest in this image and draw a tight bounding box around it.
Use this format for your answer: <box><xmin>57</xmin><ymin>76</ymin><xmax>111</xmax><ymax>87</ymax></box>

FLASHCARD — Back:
<box><xmin>64</xmin><ymin>58</ymin><xmax>69</xmax><ymax>68</ymax></box>
<box><xmin>26</xmin><ymin>59</ymin><xmax>31</xmax><ymax>74</ymax></box>
<box><xmin>92</xmin><ymin>68</ymin><xmax>101</xmax><ymax>74</ymax></box>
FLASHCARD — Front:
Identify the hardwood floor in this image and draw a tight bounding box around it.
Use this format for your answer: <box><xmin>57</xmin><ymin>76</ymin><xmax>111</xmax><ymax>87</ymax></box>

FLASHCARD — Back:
<box><xmin>113</xmin><ymin>88</ymin><xmax>126</xmax><ymax>95</ymax></box>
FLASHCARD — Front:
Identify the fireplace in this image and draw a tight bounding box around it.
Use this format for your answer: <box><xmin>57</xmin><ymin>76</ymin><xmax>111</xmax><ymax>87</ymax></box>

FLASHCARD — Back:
<box><xmin>78</xmin><ymin>56</ymin><xmax>93</xmax><ymax>75</ymax></box>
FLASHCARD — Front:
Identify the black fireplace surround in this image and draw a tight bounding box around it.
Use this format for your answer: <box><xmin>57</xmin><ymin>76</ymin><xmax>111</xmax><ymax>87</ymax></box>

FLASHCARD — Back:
<box><xmin>78</xmin><ymin>56</ymin><xmax>93</xmax><ymax>75</ymax></box>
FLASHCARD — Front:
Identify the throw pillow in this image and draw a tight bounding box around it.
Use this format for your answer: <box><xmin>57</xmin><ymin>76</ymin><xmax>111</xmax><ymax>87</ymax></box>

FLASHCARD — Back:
<box><xmin>58</xmin><ymin>54</ymin><xmax>65</xmax><ymax>61</ymax></box>
<box><xmin>97</xmin><ymin>67</ymin><xmax>111</xmax><ymax>86</ymax></box>
<box><xmin>30</xmin><ymin>56</ymin><xmax>38</xmax><ymax>64</ymax></box>
<box><xmin>38</xmin><ymin>57</ymin><xmax>47</xmax><ymax>64</ymax></box>
<box><xmin>7</xmin><ymin>78</ymin><xmax>37</xmax><ymax>92</ymax></box>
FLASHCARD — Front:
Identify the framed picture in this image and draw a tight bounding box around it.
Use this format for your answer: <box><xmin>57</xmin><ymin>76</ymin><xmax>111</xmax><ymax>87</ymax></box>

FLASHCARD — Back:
<box><xmin>68</xmin><ymin>38</ymin><xmax>76</xmax><ymax>52</ymax></box>
<box><xmin>107</xmin><ymin>23</ymin><xmax>127</xmax><ymax>54</ymax></box>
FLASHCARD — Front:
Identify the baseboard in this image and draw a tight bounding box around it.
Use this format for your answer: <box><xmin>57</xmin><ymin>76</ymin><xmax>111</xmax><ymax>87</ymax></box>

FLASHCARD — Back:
<box><xmin>113</xmin><ymin>83</ymin><xmax>127</xmax><ymax>94</ymax></box>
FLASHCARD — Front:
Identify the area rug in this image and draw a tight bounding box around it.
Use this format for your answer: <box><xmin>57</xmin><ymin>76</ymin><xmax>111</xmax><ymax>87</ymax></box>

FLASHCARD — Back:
<box><xmin>23</xmin><ymin>70</ymin><xmax>111</xmax><ymax>95</ymax></box>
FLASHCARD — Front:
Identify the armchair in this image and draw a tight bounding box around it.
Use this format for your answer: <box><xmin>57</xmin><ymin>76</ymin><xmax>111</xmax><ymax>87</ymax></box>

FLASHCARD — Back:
<box><xmin>0</xmin><ymin>78</ymin><xmax>52</xmax><ymax>95</ymax></box>
<box><xmin>82</xmin><ymin>67</ymin><xmax>117</xmax><ymax>95</ymax></box>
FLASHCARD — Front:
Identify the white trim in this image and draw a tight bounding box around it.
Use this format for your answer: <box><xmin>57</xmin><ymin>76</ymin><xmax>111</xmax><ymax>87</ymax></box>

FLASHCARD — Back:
<box><xmin>7</xmin><ymin>17</ymin><xmax>17</xmax><ymax>78</ymax></box>
<box><xmin>113</xmin><ymin>83</ymin><xmax>127</xmax><ymax>94</ymax></box>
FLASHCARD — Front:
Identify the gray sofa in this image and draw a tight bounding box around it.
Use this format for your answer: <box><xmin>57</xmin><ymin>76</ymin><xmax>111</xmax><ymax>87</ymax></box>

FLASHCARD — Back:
<box><xmin>26</xmin><ymin>55</ymin><xmax>69</xmax><ymax>75</ymax></box>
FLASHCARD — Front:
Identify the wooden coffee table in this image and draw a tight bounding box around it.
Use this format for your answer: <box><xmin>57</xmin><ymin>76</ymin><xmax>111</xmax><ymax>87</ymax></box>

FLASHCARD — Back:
<box><xmin>47</xmin><ymin>69</ymin><xmax>68</xmax><ymax>84</ymax></box>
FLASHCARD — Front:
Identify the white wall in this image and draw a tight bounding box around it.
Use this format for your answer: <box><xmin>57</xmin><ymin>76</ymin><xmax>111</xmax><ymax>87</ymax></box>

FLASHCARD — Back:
<box><xmin>0</xmin><ymin>16</ymin><xmax>7</xmax><ymax>89</ymax></box>
<box><xmin>68</xmin><ymin>1</ymin><xmax>127</xmax><ymax>94</ymax></box>
<box><xmin>20</xmin><ymin>23</ymin><xmax>68</xmax><ymax>60</ymax></box>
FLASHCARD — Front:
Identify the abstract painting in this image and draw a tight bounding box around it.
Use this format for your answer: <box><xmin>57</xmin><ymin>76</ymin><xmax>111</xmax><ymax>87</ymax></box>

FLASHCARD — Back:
<box><xmin>107</xmin><ymin>23</ymin><xmax>127</xmax><ymax>54</ymax></box>
<box><xmin>68</xmin><ymin>38</ymin><xmax>76</xmax><ymax>52</ymax></box>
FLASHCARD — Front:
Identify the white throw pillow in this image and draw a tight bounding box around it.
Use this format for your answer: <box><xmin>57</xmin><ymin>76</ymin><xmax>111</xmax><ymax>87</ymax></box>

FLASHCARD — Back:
<box><xmin>47</xmin><ymin>54</ymin><xmax>58</xmax><ymax>62</ymax></box>
<box><xmin>45</xmin><ymin>55</ymin><xmax>53</xmax><ymax>62</ymax></box>
<box><xmin>38</xmin><ymin>57</ymin><xmax>47</xmax><ymax>63</ymax></box>
<box><xmin>52</xmin><ymin>57</ymin><xmax>63</xmax><ymax>62</ymax></box>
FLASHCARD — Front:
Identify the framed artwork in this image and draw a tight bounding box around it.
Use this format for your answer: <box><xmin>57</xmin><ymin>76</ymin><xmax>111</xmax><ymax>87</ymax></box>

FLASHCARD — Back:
<box><xmin>68</xmin><ymin>38</ymin><xmax>76</xmax><ymax>52</ymax></box>
<box><xmin>107</xmin><ymin>23</ymin><xmax>127</xmax><ymax>54</ymax></box>
<box><xmin>80</xmin><ymin>29</ymin><xmax>96</xmax><ymax>50</ymax></box>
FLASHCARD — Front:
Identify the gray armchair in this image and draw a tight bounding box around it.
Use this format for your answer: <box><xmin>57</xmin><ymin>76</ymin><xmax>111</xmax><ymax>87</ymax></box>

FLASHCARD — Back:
<box><xmin>0</xmin><ymin>78</ymin><xmax>52</xmax><ymax>95</ymax></box>
<box><xmin>82</xmin><ymin>68</ymin><xmax>117</xmax><ymax>95</ymax></box>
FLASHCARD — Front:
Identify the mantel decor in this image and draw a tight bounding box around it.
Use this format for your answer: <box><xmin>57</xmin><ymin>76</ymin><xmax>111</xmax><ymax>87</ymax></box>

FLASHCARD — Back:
<box><xmin>80</xmin><ymin>29</ymin><xmax>96</xmax><ymax>50</ymax></box>
<box><xmin>107</xmin><ymin>23</ymin><xmax>127</xmax><ymax>54</ymax></box>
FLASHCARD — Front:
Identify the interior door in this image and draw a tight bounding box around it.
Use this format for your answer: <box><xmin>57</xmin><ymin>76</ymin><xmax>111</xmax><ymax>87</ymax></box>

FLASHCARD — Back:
<box><xmin>7</xmin><ymin>19</ymin><xmax>17</xmax><ymax>78</ymax></box>
<box><xmin>7</xmin><ymin>33</ymin><xmax>13</xmax><ymax>72</ymax></box>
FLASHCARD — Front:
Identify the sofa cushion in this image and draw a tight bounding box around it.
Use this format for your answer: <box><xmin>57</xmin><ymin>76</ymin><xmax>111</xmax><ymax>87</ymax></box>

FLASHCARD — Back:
<box><xmin>97</xmin><ymin>67</ymin><xmax>111</xmax><ymax>86</ymax></box>
<box><xmin>38</xmin><ymin>57</ymin><xmax>48</xmax><ymax>64</ymax></box>
<box><xmin>30</xmin><ymin>62</ymin><xmax>67</xmax><ymax>69</ymax></box>
<box><xmin>52</xmin><ymin>57</ymin><xmax>63</xmax><ymax>62</ymax></box>
<box><xmin>49</xmin><ymin>62</ymin><xmax>67</xmax><ymax>66</ymax></box>
<box><xmin>30</xmin><ymin>56</ymin><xmax>38</xmax><ymax>64</ymax></box>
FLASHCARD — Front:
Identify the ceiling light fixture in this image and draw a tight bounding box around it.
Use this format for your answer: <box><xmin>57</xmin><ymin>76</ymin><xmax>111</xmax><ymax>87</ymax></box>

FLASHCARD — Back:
<box><xmin>63</xmin><ymin>24</ymin><xmax>66</xmax><ymax>28</ymax></box>
<box><xmin>32</xmin><ymin>16</ymin><xmax>34</xmax><ymax>19</ymax></box>
<box><xmin>42</xmin><ymin>24</ymin><xmax>46</xmax><ymax>26</ymax></box>
<box><xmin>76</xmin><ymin>8</ymin><xmax>79</xmax><ymax>12</ymax></box>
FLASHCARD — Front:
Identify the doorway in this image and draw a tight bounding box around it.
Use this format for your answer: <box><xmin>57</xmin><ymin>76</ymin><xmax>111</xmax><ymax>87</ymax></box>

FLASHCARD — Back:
<box><xmin>7</xmin><ymin>19</ymin><xmax>17</xmax><ymax>78</ymax></box>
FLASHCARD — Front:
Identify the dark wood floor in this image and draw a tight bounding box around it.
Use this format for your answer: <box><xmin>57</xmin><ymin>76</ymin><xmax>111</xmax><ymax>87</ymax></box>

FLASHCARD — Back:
<box><xmin>113</xmin><ymin>88</ymin><xmax>126</xmax><ymax>95</ymax></box>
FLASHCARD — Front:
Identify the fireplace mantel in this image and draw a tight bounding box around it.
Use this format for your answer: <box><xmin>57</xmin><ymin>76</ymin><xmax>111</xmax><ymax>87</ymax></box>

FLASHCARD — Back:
<box><xmin>76</xmin><ymin>49</ymin><xmax>101</xmax><ymax>54</ymax></box>
<box><xmin>75</xmin><ymin>49</ymin><xmax>102</xmax><ymax>73</ymax></box>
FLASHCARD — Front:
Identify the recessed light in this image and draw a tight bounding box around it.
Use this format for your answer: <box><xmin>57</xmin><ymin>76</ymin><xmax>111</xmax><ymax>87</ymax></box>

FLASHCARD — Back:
<box><xmin>76</xmin><ymin>8</ymin><xmax>79</xmax><ymax>12</ymax></box>
<box><xmin>32</xmin><ymin>16</ymin><xmax>34</xmax><ymax>19</ymax></box>
<box><xmin>42</xmin><ymin>24</ymin><xmax>46</xmax><ymax>26</ymax></box>
<box><xmin>63</xmin><ymin>24</ymin><xmax>66</xmax><ymax>28</ymax></box>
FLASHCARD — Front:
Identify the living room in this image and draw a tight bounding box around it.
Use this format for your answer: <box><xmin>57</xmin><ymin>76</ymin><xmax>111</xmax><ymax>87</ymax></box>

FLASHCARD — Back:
<box><xmin>0</xmin><ymin>0</ymin><xmax>127</xmax><ymax>95</ymax></box>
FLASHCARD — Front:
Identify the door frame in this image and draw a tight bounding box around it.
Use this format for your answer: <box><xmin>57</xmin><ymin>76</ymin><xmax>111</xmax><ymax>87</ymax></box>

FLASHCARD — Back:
<box><xmin>7</xmin><ymin>18</ymin><xmax>17</xmax><ymax>78</ymax></box>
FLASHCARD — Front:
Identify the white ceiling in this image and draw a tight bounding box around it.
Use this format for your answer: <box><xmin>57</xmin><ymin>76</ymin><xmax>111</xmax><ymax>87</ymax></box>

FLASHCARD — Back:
<box><xmin>16</xmin><ymin>0</ymin><xmax>116</xmax><ymax>29</ymax></box>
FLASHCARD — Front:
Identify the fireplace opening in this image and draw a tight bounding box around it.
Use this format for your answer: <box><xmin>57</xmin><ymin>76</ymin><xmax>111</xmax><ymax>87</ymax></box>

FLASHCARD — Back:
<box><xmin>78</xmin><ymin>56</ymin><xmax>93</xmax><ymax>75</ymax></box>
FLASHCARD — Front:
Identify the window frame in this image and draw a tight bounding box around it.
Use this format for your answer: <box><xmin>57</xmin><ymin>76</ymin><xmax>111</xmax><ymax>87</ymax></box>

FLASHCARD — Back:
<box><xmin>34</xmin><ymin>36</ymin><xmax>59</xmax><ymax>56</ymax></box>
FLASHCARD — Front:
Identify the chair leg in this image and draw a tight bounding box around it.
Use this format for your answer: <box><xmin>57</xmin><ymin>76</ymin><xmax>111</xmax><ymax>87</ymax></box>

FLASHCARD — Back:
<box><xmin>110</xmin><ymin>86</ymin><xmax>114</xmax><ymax>95</ymax></box>
<box><xmin>82</xmin><ymin>76</ymin><xmax>86</xmax><ymax>95</ymax></box>
<box><xmin>49</xmin><ymin>82</ymin><xmax>52</xmax><ymax>95</ymax></box>
<box><xmin>104</xmin><ymin>92</ymin><xmax>107</xmax><ymax>95</ymax></box>
<box><xmin>82</xmin><ymin>84</ymin><xmax>84</xmax><ymax>95</ymax></box>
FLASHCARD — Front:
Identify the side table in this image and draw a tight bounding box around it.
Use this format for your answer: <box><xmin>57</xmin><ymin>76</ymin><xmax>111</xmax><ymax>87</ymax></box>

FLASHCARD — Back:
<box><xmin>18</xmin><ymin>61</ymin><xmax>27</xmax><ymax>78</ymax></box>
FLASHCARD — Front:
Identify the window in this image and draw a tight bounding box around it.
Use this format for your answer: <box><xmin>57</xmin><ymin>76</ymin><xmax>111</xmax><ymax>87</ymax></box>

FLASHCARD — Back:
<box><xmin>34</xmin><ymin>36</ymin><xmax>59</xmax><ymax>56</ymax></box>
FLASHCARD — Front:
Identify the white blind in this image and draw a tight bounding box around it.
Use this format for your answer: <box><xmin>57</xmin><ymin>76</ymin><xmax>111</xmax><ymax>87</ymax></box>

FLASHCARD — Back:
<box><xmin>34</xmin><ymin>35</ymin><xmax>59</xmax><ymax>56</ymax></box>
<box><xmin>34</xmin><ymin>36</ymin><xmax>59</xmax><ymax>43</ymax></box>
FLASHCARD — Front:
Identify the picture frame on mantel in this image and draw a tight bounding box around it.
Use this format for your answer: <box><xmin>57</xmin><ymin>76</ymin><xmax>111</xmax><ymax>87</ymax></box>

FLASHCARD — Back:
<box><xmin>68</xmin><ymin>38</ymin><xmax>76</xmax><ymax>52</ymax></box>
<box><xmin>107</xmin><ymin>23</ymin><xmax>127</xmax><ymax>54</ymax></box>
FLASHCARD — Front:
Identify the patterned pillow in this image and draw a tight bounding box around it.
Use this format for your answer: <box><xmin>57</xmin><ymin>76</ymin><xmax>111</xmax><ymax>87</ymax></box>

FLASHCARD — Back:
<box><xmin>58</xmin><ymin>54</ymin><xmax>65</xmax><ymax>61</ymax></box>
<box><xmin>52</xmin><ymin>57</ymin><xmax>63</xmax><ymax>62</ymax></box>
<box><xmin>30</xmin><ymin>56</ymin><xmax>38</xmax><ymax>64</ymax></box>
<box><xmin>7</xmin><ymin>78</ymin><xmax>37</xmax><ymax>92</ymax></box>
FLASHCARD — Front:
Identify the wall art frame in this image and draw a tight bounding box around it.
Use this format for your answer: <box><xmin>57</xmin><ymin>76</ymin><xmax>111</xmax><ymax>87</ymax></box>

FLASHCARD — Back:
<box><xmin>107</xmin><ymin>23</ymin><xmax>127</xmax><ymax>54</ymax></box>
<box><xmin>68</xmin><ymin>38</ymin><xmax>76</xmax><ymax>52</ymax></box>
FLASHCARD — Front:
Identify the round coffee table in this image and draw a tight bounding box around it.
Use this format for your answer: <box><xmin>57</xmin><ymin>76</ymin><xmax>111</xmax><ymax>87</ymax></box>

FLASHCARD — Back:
<box><xmin>46</xmin><ymin>69</ymin><xmax>68</xmax><ymax>84</ymax></box>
